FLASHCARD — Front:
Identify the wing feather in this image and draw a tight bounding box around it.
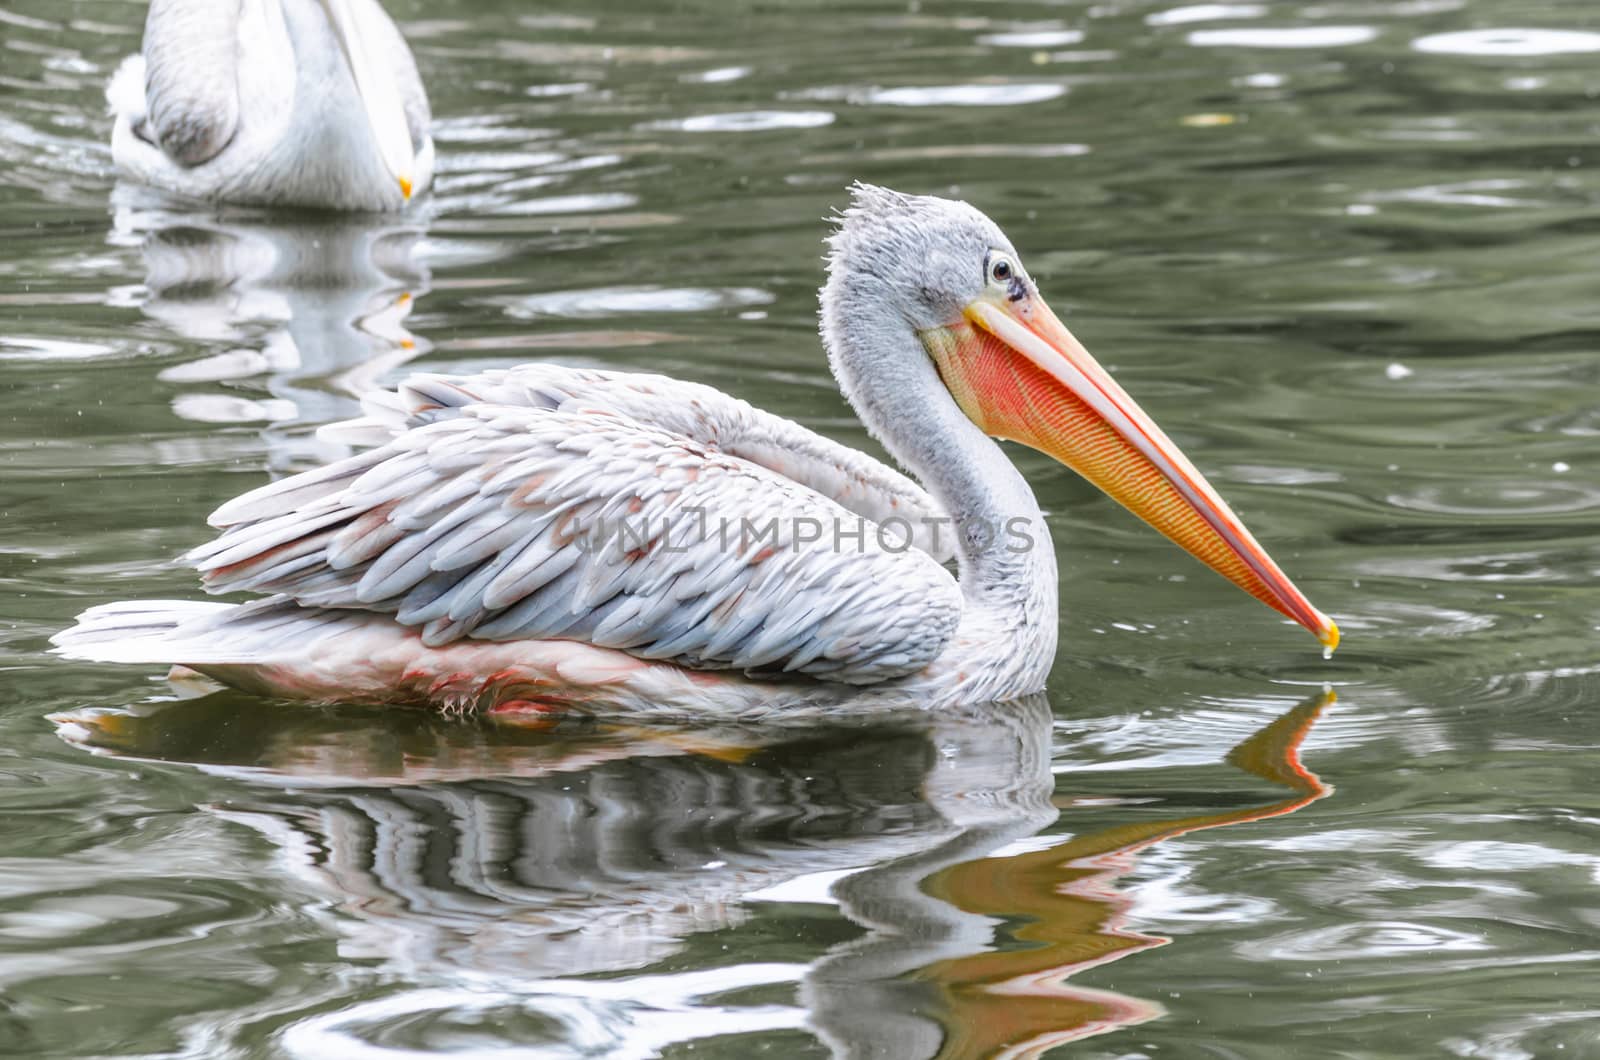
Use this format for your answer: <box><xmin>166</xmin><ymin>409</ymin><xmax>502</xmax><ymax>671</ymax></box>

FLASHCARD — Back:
<box><xmin>208</xmin><ymin>447</ymin><xmax>388</xmax><ymax>528</ymax></box>
<box><xmin>318</xmin><ymin>363</ymin><xmax>957</xmax><ymax>562</ymax></box>
<box><xmin>197</xmin><ymin>404</ymin><xmax>962</xmax><ymax>684</ymax></box>
<box><xmin>357</xmin><ymin>0</ymin><xmax>431</xmax><ymax>152</ymax></box>
<box><xmin>141</xmin><ymin>0</ymin><xmax>243</xmax><ymax>165</ymax></box>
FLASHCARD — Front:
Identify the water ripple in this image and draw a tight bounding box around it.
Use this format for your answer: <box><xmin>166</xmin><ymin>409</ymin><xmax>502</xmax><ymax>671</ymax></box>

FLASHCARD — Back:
<box><xmin>1237</xmin><ymin>921</ymin><xmax>1493</xmax><ymax>961</ymax></box>
<box><xmin>1146</xmin><ymin>4</ymin><xmax>1268</xmax><ymax>27</ymax></box>
<box><xmin>1187</xmin><ymin>26</ymin><xmax>1378</xmax><ymax>48</ymax></box>
<box><xmin>494</xmin><ymin>192</ymin><xmax>639</xmax><ymax>216</ymax></box>
<box><xmin>640</xmin><ymin>110</ymin><xmax>835</xmax><ymax>132</ymax></box>
<box><xmin>1386</xmin><ymin>481</ymin><xmax>1600</xmax><ymax>518</ymax></box>
<box><xmin>681</xmin><ymin>66</ymin><xmax>751</xmax><ymax>84</ymax></box>
<box><xmin>979</xmin><ymin>29</ymin><xmax>1085</xmax><ymax>48</ymax></box>
<box><xmin>499</xmin><ymin>285</ymin><xmax>775</xmax><ymax>319</ymax></box>
<box><xmin>1412</xmin><ymin>28</ymin><xmax>1600</xmax><ymax>56</ymax></box>
<box><xmin>279</xmin><ymin>975</ymin><xmax>810</xmax><ymax>1059</ymax></box>
<box><xmin>801</xmin><ymin>83</ymin><xmax>1067</xmax><ymax>107</ymax></box>
<box><xmin>1419</xmin><ymin>840</ymin><xmax>1598</xmax><ymax>876</ymax></box>
<box><xmin>0</xmin><ymin>336</ymin><xmax>120</xmax><ymax>361</ymax></box>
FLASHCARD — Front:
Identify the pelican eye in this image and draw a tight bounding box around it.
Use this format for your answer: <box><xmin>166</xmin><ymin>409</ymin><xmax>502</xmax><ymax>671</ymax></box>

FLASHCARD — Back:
<box><xmin>987</xmin><ymin>253</ymin><xmax>1027</xmax><ymax>301</ymax></box>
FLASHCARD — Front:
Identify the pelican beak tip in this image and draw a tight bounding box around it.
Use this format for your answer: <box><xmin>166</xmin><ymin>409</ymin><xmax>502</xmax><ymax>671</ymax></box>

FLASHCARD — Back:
<box><xmin>398</xmin><ymin>175</ymin><xmax>414</xmax><ymax>201</ymax></box>
<box><xmin>1318</xmin><ymin>617</ymin><xmax>1341</xmax><ymax>657</ymax></box>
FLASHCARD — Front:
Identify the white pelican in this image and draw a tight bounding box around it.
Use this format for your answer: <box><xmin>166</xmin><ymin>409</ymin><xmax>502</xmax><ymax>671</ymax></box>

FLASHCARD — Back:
<box><xmin>55</xmin><ymin>185</ymin><xmax>1338</xmax><ymax>720</ymax></box>
<box><xmin>107</xmin><ymin>0</ymin><xmax>431</xmax><ymax>210</ymax></box>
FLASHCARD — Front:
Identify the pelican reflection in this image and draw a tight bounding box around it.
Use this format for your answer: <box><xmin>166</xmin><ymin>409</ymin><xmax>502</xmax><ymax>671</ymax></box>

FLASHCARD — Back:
<box><xmin>109</xmin><ymin>185</ymin><xmax>429</xmax><ymax>468</ymax></box>
<box><xmin>905</xmin><ymin>690</ymin><xmax>1332</xmax><ymax>1058</ymax></box>
<box><xmin>52</xmin><ymin>690</ymin><xmax>1331</xmax><ymax>1057</ymax></box>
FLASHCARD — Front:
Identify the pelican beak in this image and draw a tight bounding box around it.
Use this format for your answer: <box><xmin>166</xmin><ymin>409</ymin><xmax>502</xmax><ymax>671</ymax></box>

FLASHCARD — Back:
<box><xmin>921</xmin><ymin>288</ymin><xmax>1339</xmax><ymax>652</ymax></box>
<box><xmin>322</xmin><ymin>0</ymin><xmax>416</xmax><ymax>202</ymax></box>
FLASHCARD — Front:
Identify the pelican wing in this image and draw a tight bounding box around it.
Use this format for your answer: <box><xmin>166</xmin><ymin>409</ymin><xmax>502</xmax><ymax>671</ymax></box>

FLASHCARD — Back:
<box><xmin>320</xmin><ymin>364</ymin><xmax>956</xmax><ymax>562</ymax></box>
<box><xmin>191</xmin><ymin>401</ymin><xmax>963</xmax><ymax>685</ymax></box>
<box><xmin>357</xmin><ymin>0</ymin><xmax>431</xmax><ymax>152</ymax></box>
<box><xmin>141</xmin><ymin>0</ymin><xmax>242</xmax><ymax>165</ymax></box>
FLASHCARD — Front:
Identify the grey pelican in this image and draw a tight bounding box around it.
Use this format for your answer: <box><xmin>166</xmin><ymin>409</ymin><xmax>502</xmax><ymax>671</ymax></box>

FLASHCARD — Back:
<box><xmin>107</xmin><ymin>0</ymin><xmax>431</xmax><ymax>210</ymax></box>
<box><xmin>54</xmin><ymin>185</ymin><xmax>1338</xmax><ymax>719</ymax></box>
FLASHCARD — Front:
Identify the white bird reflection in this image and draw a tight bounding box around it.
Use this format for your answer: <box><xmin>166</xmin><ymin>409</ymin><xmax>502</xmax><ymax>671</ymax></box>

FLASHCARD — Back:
<box><xmin>52</xmin><ymin>689</ymin><xmax>1331</xmax><ymax>1058</ymax></box>
<box><xmin>108</xmin><ymin>184</ymin><xmax>430</xmax><ymax>469</ymax></box>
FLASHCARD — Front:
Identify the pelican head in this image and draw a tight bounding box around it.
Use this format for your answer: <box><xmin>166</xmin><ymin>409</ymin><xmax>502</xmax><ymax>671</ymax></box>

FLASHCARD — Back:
<box><xmin>823</xmin><ymin>183</ymin><xmax>1338</xmax><ymax>650</ymax></box>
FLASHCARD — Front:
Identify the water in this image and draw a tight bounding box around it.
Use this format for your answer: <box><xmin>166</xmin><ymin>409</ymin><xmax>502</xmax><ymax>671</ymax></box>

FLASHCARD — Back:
<box><xmin>4</xmin><ymin>0</ymin><xmax>1600</xmax><ymax>1055</ymax></box>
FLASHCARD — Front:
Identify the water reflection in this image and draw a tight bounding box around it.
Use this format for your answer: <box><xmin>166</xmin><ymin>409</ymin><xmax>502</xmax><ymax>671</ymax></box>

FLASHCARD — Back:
<box><xmin>914</xmin><ymin>692</ymin><xmax>1330</xmax><ymax>1057</ymax></box>
<box><xmin>53</xmin><ymin>689</ymin><xmax>1331</xmax><ymax>1056</ymax></box>
<box><xmin>108</xmin><ymin>185</ymin><xmax>430</xmax><ymax>468</ymax></box>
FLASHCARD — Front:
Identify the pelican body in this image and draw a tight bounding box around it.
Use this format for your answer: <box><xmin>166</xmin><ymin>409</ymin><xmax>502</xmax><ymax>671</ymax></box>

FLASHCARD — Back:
<box><xmin>55</xmin><ymin>186</ymin><xmax>1337</xmax><ymax>720</ymax></box>
<box><xmin>108</xmin><ymin>0</ymin><xmax>432</xmax><ymax>211</ymax></box>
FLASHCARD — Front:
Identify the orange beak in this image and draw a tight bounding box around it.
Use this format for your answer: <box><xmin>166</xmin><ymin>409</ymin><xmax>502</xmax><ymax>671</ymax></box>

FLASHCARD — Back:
<box><xmin>921</xmin><ymin>289</ymin><xmax>1338</xmax><ymax>652</ymax></box>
